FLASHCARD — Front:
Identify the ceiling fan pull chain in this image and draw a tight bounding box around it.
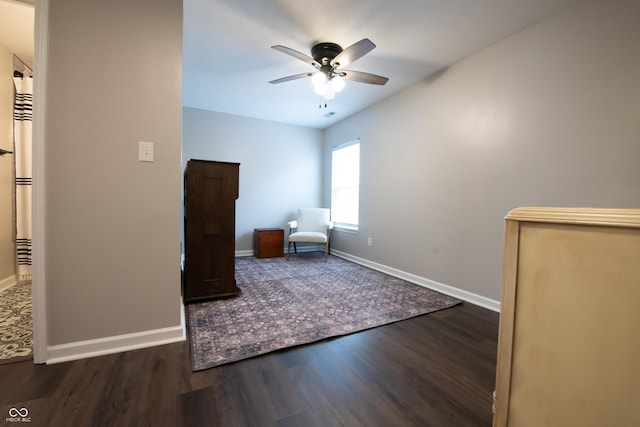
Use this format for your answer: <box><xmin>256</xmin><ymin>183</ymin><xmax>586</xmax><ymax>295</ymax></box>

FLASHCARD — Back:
<box><xmin>318</xmin><ymin>95</ymin><xmax>328</xmax><ymax>109</ymax></box>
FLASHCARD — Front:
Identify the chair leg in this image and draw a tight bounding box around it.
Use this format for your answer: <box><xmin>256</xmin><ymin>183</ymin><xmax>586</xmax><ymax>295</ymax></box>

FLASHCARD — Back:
<box><xmin>287</xmin><ymin>241</ymin><xmax>291</xmax><ymax>260</ymax></box>
<box><xmin>293</xmin><ymin>242</ymin><xmax>297</xmax><ymax>253</ymax></box>
<box><xmin>324</xmin><ymin>242</ymin><xmax>329</xmax><ymax>261</ymax></box>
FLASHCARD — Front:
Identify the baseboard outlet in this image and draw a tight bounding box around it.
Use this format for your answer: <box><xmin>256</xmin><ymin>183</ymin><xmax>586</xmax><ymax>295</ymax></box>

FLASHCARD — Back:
<box><xmin>331</xmin><ymin>249</ymin><xmax>501</xmax><ymax>312</ymax></box>
<box><xmin>0</xmin><ymin>275</ymin><xmax>17</xmax><ymax>293</ymax></box>
<box><xmin>46</xmin><ymin>324</ymin><xmax>186</xmax><ymax>365</ymax></box>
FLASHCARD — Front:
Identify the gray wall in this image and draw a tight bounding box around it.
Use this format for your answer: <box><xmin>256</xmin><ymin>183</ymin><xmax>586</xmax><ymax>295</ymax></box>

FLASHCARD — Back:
<box><xmin>35</xmin><ymin>0</ymin><xmax>640</xmax><ymax>358</ymax></box>
<box><xmin>182</xmin><ymin>107</ymin><xmax>324</xmax><ymax>252</ymax></box>
<box><xmin>323</xmin><ymin>0</ymin><xmax>640</xmax><ymax>302</ymax></box>
<box><xmin>45</xmin><ymin>0</ymin><xmax>183</xmax><ymax>345</ymax></box>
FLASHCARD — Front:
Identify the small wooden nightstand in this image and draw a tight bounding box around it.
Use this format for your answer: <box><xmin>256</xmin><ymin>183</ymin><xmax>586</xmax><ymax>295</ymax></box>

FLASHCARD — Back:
<box><xmin>253</xmin><ymin>228</ymin><xmax>284</xmax><ymax>258</ymax></box>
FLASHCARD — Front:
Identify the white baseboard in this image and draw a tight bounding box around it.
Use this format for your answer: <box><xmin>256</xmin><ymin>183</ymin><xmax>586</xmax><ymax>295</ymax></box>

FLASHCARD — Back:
<box><xmin>236</xmin><ymin>249</ymin><xmax>255</xmax><ymax>257</ymax></box>
<box><xmin>0</xmin><ymin>275</ymin><xmax>17</xmax><ymax>293</ymax></box>
<box><xmin>331</xmin><ymin>249</ymin><xmax>500</xmax><ymax>312</ymax></box>
<box><xmin>46</xmin><ymin>324</ymin><xmax>186</xmax><ymax>365</ymax></box>
<box><xmin>236</xmin><ymin>244</ymin><xmax>324</xmax><ymax>258</ymax></box>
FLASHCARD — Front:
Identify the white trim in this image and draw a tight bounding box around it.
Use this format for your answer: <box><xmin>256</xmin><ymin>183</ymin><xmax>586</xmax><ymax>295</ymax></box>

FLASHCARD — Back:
<box><xmin>179</xmin><ymin>296</ymin><xmax>186</xmax><ymax>336</ymax></box>
<box><xmin>235</xmin><ymin>244</ymin><xmax>325</xmax><ymax>258</ymax></box>
<box><xmin>0</xmin><ymin>275</ymin><xmax>17</xmax><ymax>292</ymax></box>
<box><xmin>46</xmin><ymin>325</ymin><xmax>185</xmax><ymax>365</ymax></box>
<box><xmin>331</xmin><ymin>140</ymin><xmax>360</xmax><ymax>231</ymax></box>
<box><xmin>331</xmin><ymin>249</ymin><xmax>501</xmax><ymax>312</ymax></box>
<box><xmin>32</xmin><ymin>0</ymin><xmax>48</xmax><ymax>365</ymax></box>
<box><xmin>235</xmin><ymin>249</ymin><xmax>255</xmax><ymax>257</ymax></box>
<box><xmin>333</xmin><ymin>226</ymin><xmax>358</xmax><ymax>235</ymax></box>
<box><xmin>333</xmin><ymin>224</ymin><xmax>358</xmax><ymax>233</ymax></box>
<box><xmin>332</xmin><ymin>137</ymin><xmax>360</xmax><ymax>151</ymax></box>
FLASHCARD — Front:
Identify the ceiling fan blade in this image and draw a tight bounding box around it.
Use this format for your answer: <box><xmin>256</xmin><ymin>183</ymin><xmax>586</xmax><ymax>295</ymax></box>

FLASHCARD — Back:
<box><xmin>330</xmin><ymin>38</ymin><xmax>376</xmax><ymax>68</ymax></box>
<box><xmin>341</xmin><ymin>70</ymin><xmax>389</xmax><ymax>85</ymax></box>
<box><xmin>271</xmin><ymin>45</ymin><xmax>320</xmax><ymax>68</ymax></box>
<box><xmin>269</xmin><ymin>72</ymin><xmax>314</xmax><ymax>84</ymax></box>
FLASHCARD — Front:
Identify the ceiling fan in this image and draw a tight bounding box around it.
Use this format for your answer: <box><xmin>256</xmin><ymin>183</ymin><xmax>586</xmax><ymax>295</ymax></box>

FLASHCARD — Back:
<box><xmin>269</xmin><ymin>38</ymin><xmax>388</xmax><ymax>102</ymax></box>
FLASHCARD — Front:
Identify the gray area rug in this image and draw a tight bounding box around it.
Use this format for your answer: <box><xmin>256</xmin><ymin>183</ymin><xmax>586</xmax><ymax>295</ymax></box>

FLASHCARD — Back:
<box><xmin>0</xmin><ymin>281</ymin><xmax>33</xmax><ymax>364</ymax></box>
<box><xmin>187</xmin><ymin>252</ymin><xmax>461</xmax><ymax>371</ymax></box>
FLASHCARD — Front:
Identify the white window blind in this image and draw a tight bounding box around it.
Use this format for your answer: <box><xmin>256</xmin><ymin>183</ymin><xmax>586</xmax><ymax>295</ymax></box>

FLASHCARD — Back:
<box><xmin>331</xmin><ymin>140</ymin><xmax>360</xmax><ymax>230</ymax></box>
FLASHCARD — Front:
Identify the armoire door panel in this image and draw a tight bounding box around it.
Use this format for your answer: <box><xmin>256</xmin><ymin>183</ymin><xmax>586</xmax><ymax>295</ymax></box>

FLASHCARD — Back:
<box><xmin>183</xmin><ymin>160</ymin><xmax>240</xmax><ymax>302</ymax></box>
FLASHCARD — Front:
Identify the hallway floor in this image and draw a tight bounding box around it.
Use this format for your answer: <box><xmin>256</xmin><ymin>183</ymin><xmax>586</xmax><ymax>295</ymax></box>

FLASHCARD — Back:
<box><xmin>0</xmin><ymin>281</ymin><xmax>32</xmax><ymax>363</ymax></box>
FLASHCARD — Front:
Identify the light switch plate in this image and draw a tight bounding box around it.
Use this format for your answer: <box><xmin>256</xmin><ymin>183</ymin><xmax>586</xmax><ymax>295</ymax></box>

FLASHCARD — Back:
<box><xmin>139</xmin><ymin>141</ymin><xmax>154</xmax><ymax>162</ymax></box>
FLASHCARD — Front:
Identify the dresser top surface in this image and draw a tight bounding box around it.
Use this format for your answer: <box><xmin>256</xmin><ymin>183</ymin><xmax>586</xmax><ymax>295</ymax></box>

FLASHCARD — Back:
<box><xmin>506</xmin><ymin>207</ymin><xmax>640</xmax><ymax>228</ymax></box>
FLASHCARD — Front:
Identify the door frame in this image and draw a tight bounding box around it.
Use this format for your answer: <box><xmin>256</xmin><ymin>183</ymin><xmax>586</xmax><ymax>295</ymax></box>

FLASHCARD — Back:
<box><xmin>31</xmin><ymin>0</ymin><xmax>48</xmax><ymax>364</ymax></box>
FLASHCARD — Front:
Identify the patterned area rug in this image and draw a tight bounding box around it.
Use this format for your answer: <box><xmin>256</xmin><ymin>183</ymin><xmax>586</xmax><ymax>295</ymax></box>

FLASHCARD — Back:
<box><xmin>0</xmin><ymin>281</ymin><xmax>33</xmax><ymax>364</ymax></box>
<box><xmin>187</xmin><ymin>252</ymin><xmax>461</xmax><ymax>371</ymax></box>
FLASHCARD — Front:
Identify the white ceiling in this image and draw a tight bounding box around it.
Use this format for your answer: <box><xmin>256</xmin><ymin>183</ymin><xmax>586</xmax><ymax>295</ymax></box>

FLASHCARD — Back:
<box><xmin>183</xmin><ymin>0</ymin><xmax>586</xmax><ymax>129</ymax></box>
<box><xmin>0</xmin><ymin>0</ymin><xmax>34</xmax><ymax>70</ymax></box>
<box><xmin>1</xmin><ymin>0</ymin><xmax>585</xmax><ymax>129</ymax></box>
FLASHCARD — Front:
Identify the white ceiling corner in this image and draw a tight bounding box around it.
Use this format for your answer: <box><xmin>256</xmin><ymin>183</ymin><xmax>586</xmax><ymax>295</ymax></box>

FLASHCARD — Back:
<box><xmin>0</xmin><ymin>0</ymin><xmax>34</xmax><ymax>70</ymax></box>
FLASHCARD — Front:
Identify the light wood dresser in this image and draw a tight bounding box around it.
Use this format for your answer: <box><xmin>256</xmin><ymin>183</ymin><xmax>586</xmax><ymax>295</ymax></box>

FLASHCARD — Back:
<box><xmin>493</xmin><ymin>207</ymin><xmax>640</xmax><ymax>427</ymax></box>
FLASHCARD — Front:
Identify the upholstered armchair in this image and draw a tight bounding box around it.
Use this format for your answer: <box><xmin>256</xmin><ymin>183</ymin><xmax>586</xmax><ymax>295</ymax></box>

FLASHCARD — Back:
<box><xmin>287</xmin><ymin>208</ymin><xmax>333</xmax><ymax>260</ymax></box>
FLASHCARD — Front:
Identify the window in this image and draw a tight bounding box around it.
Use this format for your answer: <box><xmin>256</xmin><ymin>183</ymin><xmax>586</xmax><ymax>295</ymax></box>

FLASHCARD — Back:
<box><xmin>331</xmin><ymin>140</ymin><xmax>360</xmax><ymax>230</ymax></box>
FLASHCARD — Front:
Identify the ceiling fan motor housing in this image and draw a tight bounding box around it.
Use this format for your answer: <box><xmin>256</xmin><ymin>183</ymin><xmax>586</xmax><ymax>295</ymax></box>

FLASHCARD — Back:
<box><xmin>311</xmin><ymin>42</ymin><xmax>343</xmax><ymax>64</ymax></box>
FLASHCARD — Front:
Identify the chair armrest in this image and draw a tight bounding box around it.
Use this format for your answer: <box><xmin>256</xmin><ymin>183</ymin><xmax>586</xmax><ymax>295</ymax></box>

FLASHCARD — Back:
<box><xmin>328</xmin><ymin>221</ymin><xmax>334</xmax><ymax>230</ymax></box>
<box><xmin>287</xmin><ymin>220</ymin><xmax>298</xmax><ymax>231</ymax></box>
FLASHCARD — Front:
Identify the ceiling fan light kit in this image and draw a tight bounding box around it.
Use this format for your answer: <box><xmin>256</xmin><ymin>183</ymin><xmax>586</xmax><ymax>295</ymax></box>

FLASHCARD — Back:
<box><xmin>312</xmin><ymin>74</ymin><xmax>345</xmax><ymax>100</ymax></box>
<box><xmin>269</xmin><ymin>38</ymin><xmax>389</xmax><ymax>107</ymax></box>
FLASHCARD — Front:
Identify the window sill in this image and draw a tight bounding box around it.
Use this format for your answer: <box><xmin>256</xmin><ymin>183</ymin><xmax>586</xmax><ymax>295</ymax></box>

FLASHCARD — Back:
<box><xmin>333</xmin><ymin>225</ymin><xmax>358</xmax><ymax>234</ymax></box>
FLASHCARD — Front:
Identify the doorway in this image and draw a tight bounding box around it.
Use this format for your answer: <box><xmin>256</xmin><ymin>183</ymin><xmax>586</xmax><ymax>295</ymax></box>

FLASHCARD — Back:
<box><xmin>0</xmin><ymin>0</ymin><xmax>35</xmax><ymax>363</ymax></box>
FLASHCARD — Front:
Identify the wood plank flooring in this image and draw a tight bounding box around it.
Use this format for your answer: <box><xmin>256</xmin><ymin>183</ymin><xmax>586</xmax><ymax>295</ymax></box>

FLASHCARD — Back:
<box><xmin>0</xmin><ymin>302</ymin><xmax>498</xmax><ymax>427</ymax></box>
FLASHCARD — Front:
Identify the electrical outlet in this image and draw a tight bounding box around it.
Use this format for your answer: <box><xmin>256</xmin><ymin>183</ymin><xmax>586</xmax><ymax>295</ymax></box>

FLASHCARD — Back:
<box><xmin>139</xmin><ymin>141</ymin><xmax>154</xmax><ymax>162</ymax></box>
<box><xmin>367</xmin><ymin>237</ymin><xmax>373</xmax><ymax>247</ymax></box>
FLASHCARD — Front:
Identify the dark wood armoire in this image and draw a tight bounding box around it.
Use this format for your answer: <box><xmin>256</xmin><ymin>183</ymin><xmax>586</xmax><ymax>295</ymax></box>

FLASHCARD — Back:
<box><xmin>183</xmin><ymin>160</ymin><xmax>241</xmax><ymax>303</ymax></box>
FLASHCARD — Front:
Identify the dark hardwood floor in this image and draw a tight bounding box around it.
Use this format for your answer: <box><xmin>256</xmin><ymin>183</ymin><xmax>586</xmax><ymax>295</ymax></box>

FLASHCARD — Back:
<box><xmin>0</xmin><ymin>302</ymin><xmax>498</xmax><ymax>427</ymax></box>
